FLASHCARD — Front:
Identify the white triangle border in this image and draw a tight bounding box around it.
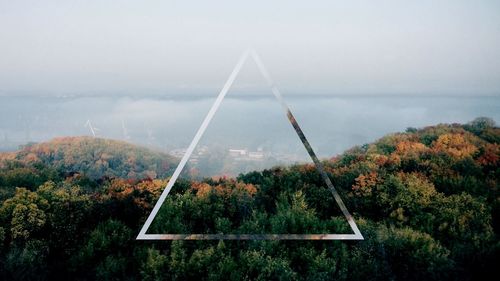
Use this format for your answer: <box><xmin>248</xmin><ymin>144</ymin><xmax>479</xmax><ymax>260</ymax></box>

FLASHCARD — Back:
<box><xmin>137</xmin><ymin>49</ymin><xmax>363</xmax><ymax>240</ymax></box>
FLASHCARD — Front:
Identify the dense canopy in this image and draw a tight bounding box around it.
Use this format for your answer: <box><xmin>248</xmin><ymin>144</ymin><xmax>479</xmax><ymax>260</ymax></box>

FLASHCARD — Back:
<box><xmin>0</xmin><ymin>118</ymin><xmax>498</xmax><ymax>280</ymax></box>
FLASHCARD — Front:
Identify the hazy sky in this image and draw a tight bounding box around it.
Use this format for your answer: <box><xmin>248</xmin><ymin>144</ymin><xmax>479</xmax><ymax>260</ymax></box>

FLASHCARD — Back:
<box><xmin>1</xmin><ymin>0</ymin><xmax>500</xmax><ymax>96</ymax></box>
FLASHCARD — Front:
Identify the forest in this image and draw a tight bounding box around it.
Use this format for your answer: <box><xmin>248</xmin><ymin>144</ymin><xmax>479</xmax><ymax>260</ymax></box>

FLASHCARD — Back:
<box><xmin>0</xmin><ymin>117</ymin><xmax>498</xmax><ymax>280</ymax></box>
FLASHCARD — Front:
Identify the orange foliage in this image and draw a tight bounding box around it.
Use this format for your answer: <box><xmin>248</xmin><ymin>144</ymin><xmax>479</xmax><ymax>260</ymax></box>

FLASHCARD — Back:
<box><xmin>136</xmin><ymin>179</ymin><xmax>167</xmax><ymax>198</ymax></box>
<box><xmin>432</xmin><ymin>133</ymin><xmax>478</xmax><ymax>159</ymax></box>
<box><xmin>372</xmin><ymin>154</ymin><xmax>388</xmax><ymax>166</ymax></box>
<box><xmin>2</xmin><ymin>136</ymin><xmax>177</xmax><ymax>180</ymax></box>
<box><xmin>369</xmin><ymin>153</ymin><xmax>401</xmax><ymax>168</ymax></box>
<box><xmin>0</xmin><ymin>152</ymin><xmax>19</xmax><ymax>170</ymax></box>
<box><xmin>395</xmin><ymin>141</ymin><xmax>428</xmax><ymax>156</ymax></box>
<box><xmin>352</xmin><ymin>172</ymin><xmax>379</xmax><ymax>197</ymax></box>
<box><xmin>105</xmin><ymin>178</ymin><xmax>167</xmax><ymax>209</ymax></box>
<box><xmin>191</xmin><ymin>180</ymin><xmax>257</xmax><ymax>199</ymax></box>
<box><xmin>191</xmin><ymin>182</ymin><xmax>213</xmax><ymax>198</ymax></box>
<box><xmin>387</xmin><ymin>154</ymin><xmax>402</xmax><ymax>167</ymax></box>
<box><xmin>477</xmin><ymin>143</ymin><xmax>500</xmax><ymax>166</ymax></box>
<box><xmin>106</xmin><ymin>179</ymin><xmax>134</xmax><ymax>199</ymax></box>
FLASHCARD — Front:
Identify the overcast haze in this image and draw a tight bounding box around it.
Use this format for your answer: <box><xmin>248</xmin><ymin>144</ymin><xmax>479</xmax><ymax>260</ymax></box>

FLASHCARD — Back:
<box><xmin>1</xmin><ymin>0</ymin><xmax>500</xmax><ymax>96</ymax></box>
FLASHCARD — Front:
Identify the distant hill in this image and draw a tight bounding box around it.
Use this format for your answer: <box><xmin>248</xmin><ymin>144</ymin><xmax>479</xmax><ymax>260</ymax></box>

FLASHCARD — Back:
<box><xmin>0</xmin><ymin>118</ymin><xmax>498</xmax><ymax>280</ymax></box>
<box><xmin>0</xmin><ymin>136</ymin><xmax>178</xmax><ymax>180</ymax></box>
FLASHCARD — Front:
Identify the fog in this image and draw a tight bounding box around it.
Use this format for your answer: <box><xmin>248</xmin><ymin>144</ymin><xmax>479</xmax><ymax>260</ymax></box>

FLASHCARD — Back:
<box><xmin>1</xmin><ymin>1</ymin><xmax>500</xmax><ymax>175</ymax></box>
<box><xmin>1</xmin><ymin>94</ymin><xmax>498</xmax><ymax>156</ymax></box>
<box><xmin>1</xmin><ymin>0</ymin><xmax>500</xmax><ymax>96</ymax></box>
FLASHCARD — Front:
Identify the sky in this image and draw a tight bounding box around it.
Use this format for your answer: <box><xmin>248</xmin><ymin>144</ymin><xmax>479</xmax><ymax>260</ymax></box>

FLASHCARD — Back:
<box><xmin>0</xmin><ymin>0</ymin><xmax>500</xmax><ymax>96</ymax></box>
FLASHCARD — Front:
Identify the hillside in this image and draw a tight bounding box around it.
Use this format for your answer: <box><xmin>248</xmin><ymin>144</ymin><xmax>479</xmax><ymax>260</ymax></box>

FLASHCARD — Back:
<box><xmin>0</xmin><ymin>118</ymin><xmax>498</xmax><ymax>281</ymax></box>
<box><xmin>0</xmin><ymin>136</ymin><xmax>178</xmax><ymax>180</ymax></box>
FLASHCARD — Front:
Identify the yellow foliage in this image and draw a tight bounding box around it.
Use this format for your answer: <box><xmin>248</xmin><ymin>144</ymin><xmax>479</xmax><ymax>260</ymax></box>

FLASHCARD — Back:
<box><xmin>395</xmin><ymin>141</ymin><xmax>428</xmax><ymax>156</ymax></box>
<box><xmin>191</xmin><ymin>181</ymin><xmax>257</xmax><ymax>199</ymax></box>
<box><xmin>433</xmin><ymin>133</ymin><xmax>478</xmax><ymax>159</ymax></box>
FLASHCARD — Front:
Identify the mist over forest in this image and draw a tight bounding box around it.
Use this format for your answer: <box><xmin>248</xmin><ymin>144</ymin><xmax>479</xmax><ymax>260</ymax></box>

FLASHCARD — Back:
<box><xmin>1</xmin><ymin>1</ymin><xmax>500</xmax><ymax>279</ymax></box>
<box><xmin>1</xmin><ymin>95</ymin><xmax>498</xmax><ymax>156</ymax></box>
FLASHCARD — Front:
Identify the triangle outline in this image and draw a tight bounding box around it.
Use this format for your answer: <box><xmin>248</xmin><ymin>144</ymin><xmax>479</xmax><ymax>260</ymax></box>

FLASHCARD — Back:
<box><xmin>137</xmin><ymin>49</ymin><xmax>364</xmax><ymax>240</ymax></box>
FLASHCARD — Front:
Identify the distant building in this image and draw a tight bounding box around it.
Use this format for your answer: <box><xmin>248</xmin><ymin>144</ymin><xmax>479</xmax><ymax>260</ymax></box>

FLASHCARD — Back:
<box><xmin>228</xmin><ymin>148</ymin><xmax>266</xmax><ymax>161</ymax></box>
<box><xmin>248</xmin><ymin>151</ymin><xmax>264</xmax><ymax>159</ymax></box>
<box><xmin>229</xmin><ymin>149</ymin><xmax>247</xmax><ymax>157</ymax></box>
<box><xmin>170</xmin><ymin>148</ymin><xmax>187</xmax><ymax>158</ymax></box>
